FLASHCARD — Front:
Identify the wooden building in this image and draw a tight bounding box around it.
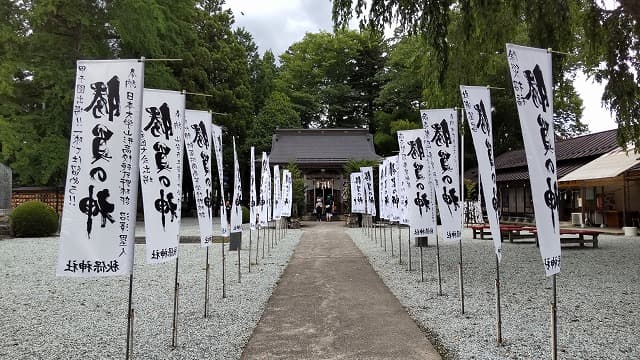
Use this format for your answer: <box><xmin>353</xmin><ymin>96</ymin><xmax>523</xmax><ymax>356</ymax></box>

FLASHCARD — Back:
<box><xmin>466</xmin><ymin>129</ymin><xmax>640</xmax><ymax>227</ymax></box>
<box><xmin>268</xmin><ymin>128</ymin><xmax>380</xmax><ymax>215</ymax></box>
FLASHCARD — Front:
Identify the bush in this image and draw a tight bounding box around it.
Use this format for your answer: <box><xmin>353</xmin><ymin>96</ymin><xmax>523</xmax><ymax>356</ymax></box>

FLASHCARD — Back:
<box><xmin>242</xmin><ymin>206</ymin><xmax>250</xmax><ymax>224</ymax></box>
<box><xmin>9</xmin><ymin>201</ymin><xmax>59</xmax><ymax>237</ymax></box>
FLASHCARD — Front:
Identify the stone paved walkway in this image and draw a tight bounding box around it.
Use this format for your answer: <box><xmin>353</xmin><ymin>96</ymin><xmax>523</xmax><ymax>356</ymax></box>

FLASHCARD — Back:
<box><xmin>241</xmin><ymin>221</ymin><xmax>441</xmax><ymax>359</ymax></box>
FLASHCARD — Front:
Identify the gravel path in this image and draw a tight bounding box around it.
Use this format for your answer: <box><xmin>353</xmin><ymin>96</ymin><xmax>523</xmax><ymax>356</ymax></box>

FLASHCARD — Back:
<box><xmin>0</xmin><ymin>225</ymin><xmax>301</xmax><ymax>360</ymax></box>
<box><xmin>347</xmin><ymin>226</ymin><xmax>640</xmax><ymax>360</ymax></box>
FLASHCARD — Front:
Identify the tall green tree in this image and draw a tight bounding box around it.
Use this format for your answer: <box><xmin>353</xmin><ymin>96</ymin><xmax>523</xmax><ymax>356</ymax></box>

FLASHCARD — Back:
<box><xmin>333</xmin><ymin>0</ymin><xmax>640</xmax><ymax>151</ymax></box>
<box><xmin>277</xmin><ymin>29</ymin><xmax>387</xmax><ymax>129</ymax></box>
<box><xmin>248</xmin><ymin>91</ymin><xmax>301</xmax><ymax>154</ymax></box>
<box><xmin>0</xmin><ymin>0</ymin><xmax>113</xmax><ymax>186</ymax></box>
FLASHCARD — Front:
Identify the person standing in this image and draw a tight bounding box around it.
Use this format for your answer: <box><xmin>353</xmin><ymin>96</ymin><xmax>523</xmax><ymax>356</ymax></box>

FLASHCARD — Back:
<box><xmin>315</xmin><ymin>198</ymin><xmax>323</xmax><ymax>221</ymax></box>
<box><xmin>325</xmin><ymin>196</ymin><xmax>333</xmax><ymax>222</ymax></box>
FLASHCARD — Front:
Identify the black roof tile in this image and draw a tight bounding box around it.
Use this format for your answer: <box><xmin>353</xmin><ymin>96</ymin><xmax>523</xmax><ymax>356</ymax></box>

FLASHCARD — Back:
<box><xmin>269</xmin><ymin>128</ymin><xmax>380</xmax><ymax>165</ymax></box>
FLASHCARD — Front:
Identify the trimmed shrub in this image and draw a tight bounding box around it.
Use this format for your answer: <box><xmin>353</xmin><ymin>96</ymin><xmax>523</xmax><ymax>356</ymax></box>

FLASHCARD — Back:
<box><xmin>242</xmin><ymin>206</ymin><xmax>250</xmax><ymax>224</ymax></box>
<box><xmin>9</xmin><ymin>201</ymin><xmax>59</xmax><ymax>237</ymax></box>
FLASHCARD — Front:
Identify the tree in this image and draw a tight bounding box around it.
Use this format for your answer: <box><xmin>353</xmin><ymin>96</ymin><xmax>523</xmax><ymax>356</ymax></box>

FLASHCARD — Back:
<box><xmin>277</xmin><ymin>29</ymin><xmax>387</xmax><ymax>129</ymax></box>
<box><xmin>285</xmin><ymin>163</ymin><xmax>306</xmax><ymax>217</ymax></box>
<box><xmin>342</xmin><ymin>159</ymin><xmax>379</xmax><ymax>213</ymax></box>
<box><xmin>0</xmin><ymin>0</ymin><xmax>113</xmax><ymax>185</ymax></box>
<box><xmin>248</xmin><ymin>91</ymin><xmax>301</xmax><ymax>154</ymax></box>
<box><xmin>333</xmin><ymin>0</ymin><xmax>640</xmax><ymax>151</ymax></box>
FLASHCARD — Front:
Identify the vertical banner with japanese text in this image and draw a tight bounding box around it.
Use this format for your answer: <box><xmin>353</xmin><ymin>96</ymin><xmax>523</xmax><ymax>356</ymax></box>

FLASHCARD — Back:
<box><xmin>360</xmin><ymin>167</ymin><xmax>376</xmax><ymax>217</ymax></box>
<box><xmin>397</xmin><ymin>129</ymin><xmax>437</xmax><ymax>238</ymax></box>
<box><xmin>395</xmin><ymin>156</ymin><xmax>409</xmax><ymax>225</ymax></box>
<box><xmin>460</xmin><ymin>86</ymin><xmax>502</xmax><ymax>260</ymax></box>
<box><xmin>379</xmin><ymin>160</ymin><xmax>388</xmax><ymax>220</ymax></box>
<box><xmin>350</xmin><ymin>172</ymin><xmax>365</xmax><ymax>213</ymax></box>
<box><xmin>140</xmin><ymin>89</ymin><xmax>185</xmax><ymax>264</ymax></box>
<box><xmin>387</xmin><ymin>156</ymin><xmax>401</xmax><ymax>222</ymax></box>
<box><xmin>273</xmin><ymin>165</ymin><xmax>281</xmax><ymax>220</ymax></box>
<box><xmin>184</xmin><ymin>110</ymin><xmax>213</xmax><ymax>247</ymax></box>
<box><xmin>249</xmin><ymin>147</ymin><xmax>257</xmax><ymax>229</ymax></box>
<box><xmin>57</xmin><ymin>59</ymin><xmax>143</xmax><ymax>277</ymax></box>
<box><xmin>506</xmin><ymin>44</ymin><xmax>560</xmax><ymax>276</ymax></box>
<box><xmin>421</xmin><ymin>109</ymin><xmax>463</xmax><ymax>242</ymax></box>
<box><xmin>265</xmin><ymin>157</ymin><xmax>272</xmax><ymax>222</ymax></box>
<box><xmin>259</xmin><ymin>152</ymin><xmax>269</xmax><ymax>227</ymax></box>
<box><xmin>211</xmin><ymin>124</ymin><xmax>228</xmax><ymax>237</ymax></box>
<box><xmin>231</xmin><ymin>138</ymin><xmax>242</xmax><ymax>233</ymax></box>
<box><xmin>281</xmin><ymin>170</ymin><xmax>292</xmax><ymax>217</ymax></box>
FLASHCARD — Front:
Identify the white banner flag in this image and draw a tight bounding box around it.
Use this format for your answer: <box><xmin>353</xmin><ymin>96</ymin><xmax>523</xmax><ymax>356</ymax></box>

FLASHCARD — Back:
<box><xmin>265</xmin><ymin>157</ymin><xmax>272</xmax><ymax>221</ymax></box>
<box><xmin>249</xmin><ymin>147</ymin><xmax>257</xmax><ymax>229</ymax></box>
<box><xmin>396</xmin><ymin>157</ymin><xmax>409</xmax><ymax>225</ymax></box>
<box><xmin>360</xmin><ymin>167</ymin><xmax>377</xmax><ymax>217</ymax></box>
<box><xmin>259</xmin><ymin>152</ymin><xmax>269</xmax><ymax>227</ymax></box>
<box><xmin>507</xmin><ymin>43</ymin><xmax>561</xmax><ymax>276</ymax></box>
<box><xmin>184</xmin><ymin>110</ymin><xmax>214</xmax><ymax>247</ymax></box>
<box><xmin>231</xmin><ymin>138</ymin><xmax>242</xmax><ymax>233</ymax></box>
<box><xmin>211</xmin><ymin>124</ymin><xmax>228</xmax><ymax>237</ymax></box>
<box><xmin>57</xmin><ymin>59</ymin><xmax>143</xmax><ymax>277</ymax></box>
<box><xmin>273</xmin><ymin>165</ymin><xmax>281</xmax><ymax>220</ymax></box>
<box><xmin>379</xmin><ymin>160</ymin><xmax>388</xmax><ymax>219</ymax></box>
<box><xmin>397</xmin><ymin>130</ymin><xmax>437</xmax><ymax>238</ymax></box>
<box><xmin>281</xmin><ymin>170</ymin><xmax>292</xmax><ymax>217</ymax></box>
<box><xmin>460</xmin><ymin>86</ymin><xmax>503</xmax><ymax>260</ymax></box>
<box><xmin>421</xmin><ymin>109</ymin><xmax>463</xmax><ymax>242</ymax></box>
<box><xmin>387</xmin><ymin>156</ymin><xmax>401</xmax><ymax>222</ymax></box>
<box><xmin>139</xmin><ymin>89</ymin><xmax>185</xmax><ymax>263</ymax></box>
<box><xmin>350</xmin><ymin>172</ymin><xmax>365</xmax><ymax>213</ymax></box>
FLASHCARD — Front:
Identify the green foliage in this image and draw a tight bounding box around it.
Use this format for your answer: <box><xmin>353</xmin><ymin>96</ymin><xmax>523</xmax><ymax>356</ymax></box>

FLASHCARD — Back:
<box><xmin>9</xmin><ymin>201</ymin><xmax>59</xmax><ymax>237</ymax></box>
<box><xmin>464</xmin><ymin>178</ymin><xmax>477</xmax><ymax>200</ymax></box>
<box><xmin>277</xmin><ymin>29</ymin><xmax>387</xmax><ymax>129</ymax></box>
<box><xmin>248</xmin><ymin>91</ymin><xmax>301</xmax><ymax>154</ymax></box>
<box><xmin>0</xmin><ymin>0</ymin><xmax>256</xmax><ymax>186</ymax></box>
<box><xmin>334</xmin><ymin>0</ymin><xmax>640</xmax><ymax>151</ymax></box>
<box><xmin>242</xmin><ymin>205</ymin><xmax>250</xmax><ymax>224</ymax></box>
<box><xmin>285</xmin><ymin>163</ymin><xmax>306</xmax><ymax>217</ymax></box>
<box><xmin>342</xmin><ymin>159</ymin><xmax>379</xmax><ymax>213</ymax></box>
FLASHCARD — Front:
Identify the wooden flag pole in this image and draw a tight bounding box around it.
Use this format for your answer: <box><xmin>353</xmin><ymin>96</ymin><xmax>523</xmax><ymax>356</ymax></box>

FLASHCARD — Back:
<box><xmin>407</xmin><ymin>228</ymin><xmax>412</xmax><ymax>271</ymax></box>
<box><xmin>255</xmin><ymin>225</ymin><xmax>260</xmax><ymax>265</ymax></box>
<box><xmin>458</xmin><ymin>107</ymin><xmax>466</xmax><ymax>314</ymax></box>
<box><xmin>204</xmin><ymin>248</ymin><xmax>210</xmax><ymax>318</ymax></box>
<box><xmin>248</xmin><ymin>229</ymin><xmax>252</xmax><ymax>272</ymax></box>
<box><xmin>125</xmin><ymin>273</ymin><xmax>135</xmax><ymax>360</ymax></box>
<box><xmin>237</xmin><ymin>236</ymin><xmax>241</xmax><ymax>283</ymax></box>
<box><xmin>458</xmin><ymin>239</ymin><xmax>465</xmax><ymax>314</ymax></box>
<box><xmin>171</xmin><ymin>256</ymin><xmax>180</xmax><ymax>348</ymax></box>
<box><xmin>384</xmin><ymin>220</ymin><xmax>387</xmax><ymax>251</ymax></box>
<box><xmin>262</xmin><ymin>227</ymin><xmax>266</xmax><ymax>259</ymax></box>
<box><xmin>221</xmin><ymin>240</ymin><xmax>226</xmax><ymax>298</ymax></box>
<box><xmin>390</xmin><ymin>221</ymin><xmax>395</xmax><ymax>256</ymax></box>
<box><xmin>495</xmin><ymin>255</ymin><xmax>503</xmax><ymax>344</ymax></box>
<box><xmin>398</xmin><ymin>223</ymin><xmax>402</xmax><ymax>265</ymax></box>
<box><xmin>419</xmin><ymin>242</ymin><xmax>424</xmax><ymax>282</ymax></box>
<box><xmin>435</xmin><ymin>232</ymin><xmax>443</xmax><ymax>296</ymax></box>
<box><xmin>551</xmin><ymin>274</ymin><xmax>558</xmax><ymax>360</ymax></box>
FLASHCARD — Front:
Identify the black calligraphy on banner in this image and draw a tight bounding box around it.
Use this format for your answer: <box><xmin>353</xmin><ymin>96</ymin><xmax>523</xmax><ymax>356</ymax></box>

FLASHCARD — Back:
<box><xmin>144</xmin><ymin>103</ymin><xmax>174</xmax><ymax>140</ymax></box>
<box><xmin>84</xmin><ymin>76</ymin><xmax>120</xmax><ymax>122</ymax></box>
<box><xmin>507</xmin><ymin>44</ymin><xmax>560</xmax><ymax>274</ymax></box>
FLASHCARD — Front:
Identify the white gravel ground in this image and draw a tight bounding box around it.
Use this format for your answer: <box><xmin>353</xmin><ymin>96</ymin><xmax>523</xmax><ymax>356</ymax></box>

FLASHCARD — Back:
<box><xmin>347</xmin><ymin>225</ymin><xmax>640</xmax><ymax>360</ymax></box>
<box><xmin>0</xmin><ymin>223</ymin><xmax>301</xmax><ymax>360</ymax></box>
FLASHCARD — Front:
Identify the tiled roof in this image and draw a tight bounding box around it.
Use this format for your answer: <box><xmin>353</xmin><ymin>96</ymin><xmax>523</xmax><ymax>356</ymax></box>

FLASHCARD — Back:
<box><xmin>269</xmin><ymin>128</ymin><xmax>381</xmax><ymax>165</ymax></box>
<box><xmin>494</xmin><ymin>129</ymin><xmax>619</xmax><ymax>170</ymax></box>
<box><xmin>496</xmin><ymin>161</ymin><xmax>587</xmax><ymax>182</ymax></box>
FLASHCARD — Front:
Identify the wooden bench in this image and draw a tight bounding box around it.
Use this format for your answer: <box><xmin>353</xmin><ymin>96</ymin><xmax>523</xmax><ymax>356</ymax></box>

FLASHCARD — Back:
<box><xmin>533</xmin><ymin>229</ymin><xmax>601</xmax><ymax>248</ymax></box>
<box><xmin>470</xmin><ymin>224</ymin><xmax>536</xmax><ymax>242</ymax></box>
<box><xmin>502</xmin><ymin>225</ymin><xmax>537</xmax><ymax>243</ymax></box>
<box><xmin>470</xmin><ymin>224</ymin><xmax>491</xmax><ymax>239</ymax></box>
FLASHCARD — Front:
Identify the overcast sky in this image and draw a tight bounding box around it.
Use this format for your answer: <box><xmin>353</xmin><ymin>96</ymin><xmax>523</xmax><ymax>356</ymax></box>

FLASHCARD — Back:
<box><xmin>223</xmin><ymin>0</ymin><xmax>617</xmax><ymax>134</ymax></box>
